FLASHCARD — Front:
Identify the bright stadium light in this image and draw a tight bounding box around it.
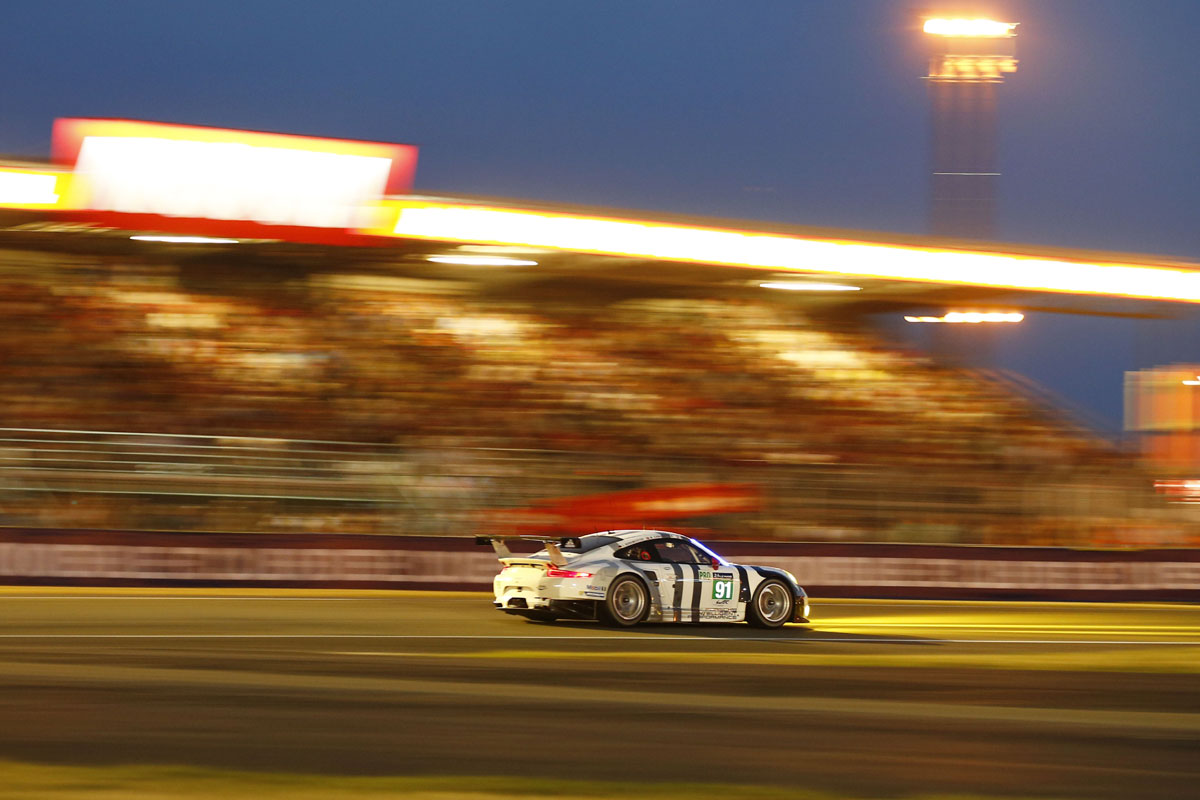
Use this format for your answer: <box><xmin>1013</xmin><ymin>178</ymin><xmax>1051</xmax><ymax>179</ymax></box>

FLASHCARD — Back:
<box><xmin>130</xmin><ymin>235</ymin><xmax>239</xmax><ymax>244</ymax></box>
<box><xmin>904</xmin><ymin>311</ymin><xmax>1024</xmax><ymax>323</ymax></box>
<box><xmin>759</xmin><ymin>281</ymin><xmax>861</xmax><ymax>292</ymax></box>
<box><xmin>426</xmin><ymin>255</ymin><xmax>538</xmax><ymax>267</ymax></box>
<box><xmin>923</xmin><ymin>18</ymin><xmax>1017</xmax><ymax>37</ymax></box>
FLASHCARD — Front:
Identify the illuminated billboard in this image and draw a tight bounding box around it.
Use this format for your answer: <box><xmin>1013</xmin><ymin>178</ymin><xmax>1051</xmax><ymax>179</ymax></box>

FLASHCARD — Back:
<box><xmin>52</xmin><ymin>118</ymin><xmax>417</xmax><ymax>241</ymax></box>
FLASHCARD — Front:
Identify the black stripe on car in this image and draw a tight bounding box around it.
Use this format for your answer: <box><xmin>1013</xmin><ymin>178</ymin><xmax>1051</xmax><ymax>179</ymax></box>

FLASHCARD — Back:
<box><xmin>669</xmin><ymin>563</ymin><xmax>684</xmax><ymax>623</ymax></box>
<box><xmin>734</xmin><ymin>565</ymin><xmax>751</xmax><ymax>604</ymax></box>
<box><xmin>689</xmin><ymin>563</ymin><xmax>703</xmax><ymax>622</ymax></box>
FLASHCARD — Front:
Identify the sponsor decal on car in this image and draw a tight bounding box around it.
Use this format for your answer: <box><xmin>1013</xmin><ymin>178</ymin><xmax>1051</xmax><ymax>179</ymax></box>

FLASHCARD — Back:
<box><xmin>700</xmin><ymin>608</ymin><xmax>739</xmax><ymax>621</ymax></box>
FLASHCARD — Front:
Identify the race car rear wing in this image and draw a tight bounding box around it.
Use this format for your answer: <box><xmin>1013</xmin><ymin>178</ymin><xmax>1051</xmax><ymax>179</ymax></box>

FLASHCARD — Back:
<box><xmin>475</xmin><ymin>536</ymin><xmax>582</xmax><ymax>567</ymax></box>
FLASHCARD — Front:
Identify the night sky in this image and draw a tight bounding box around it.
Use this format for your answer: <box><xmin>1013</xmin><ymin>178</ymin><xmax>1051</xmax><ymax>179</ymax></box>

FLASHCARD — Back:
<box><xmin>3</xmin><ymin>1</ymin><xmax>1199</xmax><ymax>432</ymax></box>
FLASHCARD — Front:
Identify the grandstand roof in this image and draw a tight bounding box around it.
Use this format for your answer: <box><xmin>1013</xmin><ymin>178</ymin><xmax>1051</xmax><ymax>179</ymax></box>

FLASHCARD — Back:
<box><xmin>2</xmin><ymin>157</ymin><xmax>1197</xmax><ymax>319</ymax></box>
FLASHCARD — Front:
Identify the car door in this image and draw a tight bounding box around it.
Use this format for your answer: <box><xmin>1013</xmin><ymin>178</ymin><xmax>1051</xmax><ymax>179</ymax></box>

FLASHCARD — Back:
<box><xmin>699</xmin><ymin>556</ymin><xmax>741</xmax><ymax>622</ymax></box>
<box><xmin>667</xmin><ymin>540</ymin><xmax>741</xmax><ymax>622</ymax></box>
<box><xmin>651</xmin><ymin>539</ymin><xmax>707</xmax><ymax>622</ymax></box>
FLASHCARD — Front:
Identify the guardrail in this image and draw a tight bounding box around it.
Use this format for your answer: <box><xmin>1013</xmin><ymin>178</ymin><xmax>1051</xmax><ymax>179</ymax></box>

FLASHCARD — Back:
<box><xmin>0</xmin><ymin>426</ymin><xmax>1181</xmax><ymax>546</ymax></box>
<box><xmin>0</xmin><ymin>427</ymin><xmax>405</xmax><ymax>501</ymax></box>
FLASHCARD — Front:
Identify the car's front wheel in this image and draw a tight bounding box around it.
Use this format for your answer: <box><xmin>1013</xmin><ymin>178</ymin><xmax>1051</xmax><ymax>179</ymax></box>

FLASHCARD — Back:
<box><xmin>747</xmin><ymin>579</ymin><xmax>793</xmax><ymax>629</ymax></box>
<box><xmin>599</xmin><ymin>575</ymin><xmax>648</xmax><ymax>627</ymax></box>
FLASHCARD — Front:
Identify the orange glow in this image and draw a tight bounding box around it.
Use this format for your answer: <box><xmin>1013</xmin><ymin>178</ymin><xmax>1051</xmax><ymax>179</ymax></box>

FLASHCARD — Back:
<box><xmin>923</xmin><ymin>18</ymin><xmax>1017</xmax><ymax>37</ymax></box>
<box><xmin>0</xmin><ymin>168</ymin><xmax>70</xmax><ymax>209</ymax></box>
<box><xmin>364</xmin><ymin>200</ymin><xmax>1200</xmax><ymax>304</ymax></box>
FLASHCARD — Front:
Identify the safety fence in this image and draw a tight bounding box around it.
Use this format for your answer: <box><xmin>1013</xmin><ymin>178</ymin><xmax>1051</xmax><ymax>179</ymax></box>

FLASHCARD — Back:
<box><xmin>0</xmin><ymin>427</ymin><xmax>1185</xmax><ymax>547</ymax></box>
<box><xmin>1</xmin><ymin>528</ymin><xmax>1197</xmax><ymax>601</ymax></box>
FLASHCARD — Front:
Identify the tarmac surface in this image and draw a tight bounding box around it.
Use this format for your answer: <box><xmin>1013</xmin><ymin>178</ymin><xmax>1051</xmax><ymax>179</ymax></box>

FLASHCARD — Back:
<box><xmin>0</xmin><ymin>589</ymin><xmax>1198</xmax><ymax>799</ymax></box>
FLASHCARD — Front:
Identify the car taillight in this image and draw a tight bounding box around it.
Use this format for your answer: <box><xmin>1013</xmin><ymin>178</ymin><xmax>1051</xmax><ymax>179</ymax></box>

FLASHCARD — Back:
<box><xmin>546</xmin><ymin>568</ymin><xmax>593</xmax><ymax>578</ymax></box>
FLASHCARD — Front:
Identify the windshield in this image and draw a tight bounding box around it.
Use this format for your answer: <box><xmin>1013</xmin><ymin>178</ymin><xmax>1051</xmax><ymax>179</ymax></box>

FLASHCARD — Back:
<box><xmin>688</xmin><ymin>537</ymin><xmax>729</xmax><ymax>566</ymax></box>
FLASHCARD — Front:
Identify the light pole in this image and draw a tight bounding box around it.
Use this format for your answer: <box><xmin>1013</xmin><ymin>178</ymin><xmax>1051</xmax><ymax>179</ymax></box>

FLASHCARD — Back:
<box><xmin>923</xmin><ymin>18</ymin><xmax>1018</xmax><ymax>240</ymax></box>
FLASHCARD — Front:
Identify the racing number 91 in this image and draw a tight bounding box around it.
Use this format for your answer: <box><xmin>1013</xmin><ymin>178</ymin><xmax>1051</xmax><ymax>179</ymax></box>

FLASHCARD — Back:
<box><xmin>713</xmin><ymin>577</ymin><xmax>734</xmax><ymax>601</ymax></box>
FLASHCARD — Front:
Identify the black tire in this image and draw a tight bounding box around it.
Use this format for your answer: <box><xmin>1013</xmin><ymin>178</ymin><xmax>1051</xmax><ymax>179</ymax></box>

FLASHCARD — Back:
<box><xmin>599</xmin><ymin>575</ymin><xmax>649</xmax><ymax>627</ymax></box>
<box><xmin>746</xmin><ymin>579</ymin><xmax>793</xmax><ymax>629</ymax></box>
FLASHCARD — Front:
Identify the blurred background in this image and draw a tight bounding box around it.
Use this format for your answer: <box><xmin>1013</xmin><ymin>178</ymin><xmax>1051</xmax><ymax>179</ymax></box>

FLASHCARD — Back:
<box><xmin>0</xmin><ymin>2</ymin><xmax>1198</xmax><ymax>549</ymax></box>
<box><xmin>4</xmin><ymin>5</ymin><xmax>1200</xmax><ymax>800</ymax></box>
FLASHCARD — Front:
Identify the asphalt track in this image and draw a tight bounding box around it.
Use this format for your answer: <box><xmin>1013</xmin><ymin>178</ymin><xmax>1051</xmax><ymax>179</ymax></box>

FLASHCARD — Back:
<box><xmin>1</xmin><ymin>590</ymin><xmax>1198</xmax><ymax>799</ymax></box>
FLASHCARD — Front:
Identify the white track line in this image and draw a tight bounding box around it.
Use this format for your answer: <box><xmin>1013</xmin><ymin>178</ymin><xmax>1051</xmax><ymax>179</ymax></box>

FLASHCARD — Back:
<box><xmin>1</xmin><ymin>633</ymin><xmax>1200</xmax><ymax>644</ymax></box>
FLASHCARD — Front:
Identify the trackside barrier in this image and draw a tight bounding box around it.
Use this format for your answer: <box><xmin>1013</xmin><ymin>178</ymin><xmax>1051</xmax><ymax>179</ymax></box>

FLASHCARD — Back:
<box><xmin>1</xmin><ymin>529</ymin><xmax>1198</xmax><ymax>601</ymax></box>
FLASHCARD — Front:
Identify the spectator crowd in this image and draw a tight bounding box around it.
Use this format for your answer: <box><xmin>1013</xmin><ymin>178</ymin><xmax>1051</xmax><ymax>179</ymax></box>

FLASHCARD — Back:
<box><xmin>0</xmin><ymin>245</ymin><xmax>1191</xmax><ymax>547</ymax></box>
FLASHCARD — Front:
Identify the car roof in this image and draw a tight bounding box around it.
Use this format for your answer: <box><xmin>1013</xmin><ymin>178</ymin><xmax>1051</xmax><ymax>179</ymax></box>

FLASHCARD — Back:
<box><xmin>582</xmin><ymin>530</ymin><xmax>687</xmax><ymax>545</ymax></box>
<box><xmin>533</xmin><ymin>530</ymin><xmax>695</xmax><ymax>561</ymax></box>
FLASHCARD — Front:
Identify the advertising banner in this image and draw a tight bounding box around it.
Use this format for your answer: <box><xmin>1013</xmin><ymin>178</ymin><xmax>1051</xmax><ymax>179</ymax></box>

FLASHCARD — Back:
<box><xmin>1</xmin><ymin>529</ymin><xmax>1198</xmax><ymax>600</ymax></box>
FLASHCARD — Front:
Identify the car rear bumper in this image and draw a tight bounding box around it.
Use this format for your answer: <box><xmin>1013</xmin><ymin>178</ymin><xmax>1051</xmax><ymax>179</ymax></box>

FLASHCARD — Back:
<box><xmin>494</xmin><ymin>590</ymin><xmax>599</xmax><ymax>620</ymax></box>
<box><xmin>494</xmin><ymin>587</ymin><xmax>552</xmax><ymax>612</ymax></box>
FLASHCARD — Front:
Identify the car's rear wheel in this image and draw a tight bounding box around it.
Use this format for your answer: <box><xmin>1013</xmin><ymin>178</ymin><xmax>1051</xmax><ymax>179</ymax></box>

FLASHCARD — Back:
<box><xmin>600</xmin><ymin>575</ymin><xmax>648</xmax><ymax>627</ymax></box>
<box><xmin>747</xmin><ymin>579</ymin><xmax>793</xmax><ymax>629</ymax></box>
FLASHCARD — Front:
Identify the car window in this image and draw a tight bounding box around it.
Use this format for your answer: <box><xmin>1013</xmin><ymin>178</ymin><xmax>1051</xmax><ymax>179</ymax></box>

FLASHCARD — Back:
<box><xmin>615</xmin><ymin>542</ymin><xmax>659</xmax><ymax>562</ymax></box>
<box><xmin>653</xmin><ymin>539</ymin><xmax>707</xmax><ymax>564</ymax></box>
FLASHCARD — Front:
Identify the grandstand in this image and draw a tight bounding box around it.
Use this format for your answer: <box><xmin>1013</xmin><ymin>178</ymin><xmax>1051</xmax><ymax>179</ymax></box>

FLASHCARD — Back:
<box><xmin>0</xmin><ymin>235</ymin><xmax>1187</xmax><ymax>547</ymax></box>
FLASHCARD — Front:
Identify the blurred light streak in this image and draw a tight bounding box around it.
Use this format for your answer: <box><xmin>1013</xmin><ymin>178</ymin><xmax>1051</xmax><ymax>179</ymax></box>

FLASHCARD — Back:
<box><xmin>759</xmin><ymin>281</ymin><xmax>861</xmax><ymax>292</ymax></box>
<box><xmin>129</xmin><ymin>235</ymin><xmax>239</xmax><ymax>244</ymax></box>
<box><xmin>426</xmin><ymin>255</ymin><xmax>538</xmax><ymax>266</ymax></box>
<box><xmin>904</xmin><ymin>312</ymin><xmax>1024</xmax><ymax>323</ymax></box>
<box><xmin>923</xmin><ymin>19</ymin><xmax>1018</xmax><ymax>37</ymax></box>
<box><xmin>372</xmin><ymin>201</ymin><xmax>1200</xmax><ymax>304</ymax></box>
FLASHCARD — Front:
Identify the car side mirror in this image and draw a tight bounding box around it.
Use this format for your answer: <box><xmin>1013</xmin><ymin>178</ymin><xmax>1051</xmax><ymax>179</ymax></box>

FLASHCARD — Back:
<box><xmin>711</xmin><ymin>558</ymin><xmax>721</xmax><ymax>569</ymax></box>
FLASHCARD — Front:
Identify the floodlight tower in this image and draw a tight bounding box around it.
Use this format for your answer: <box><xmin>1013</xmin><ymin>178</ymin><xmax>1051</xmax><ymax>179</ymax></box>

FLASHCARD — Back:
<box><xmin>923</xmin><ymin>18</ymin><xmax>1018</xmax><ymax>240</ymax></box>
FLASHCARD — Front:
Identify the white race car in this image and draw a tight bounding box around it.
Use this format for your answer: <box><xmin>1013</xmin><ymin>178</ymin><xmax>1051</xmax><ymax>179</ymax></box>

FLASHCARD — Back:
<box><xmin>478</xmin><ymin>529</ymin><xmax>809</xmax><ymax>628</ymax></box>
